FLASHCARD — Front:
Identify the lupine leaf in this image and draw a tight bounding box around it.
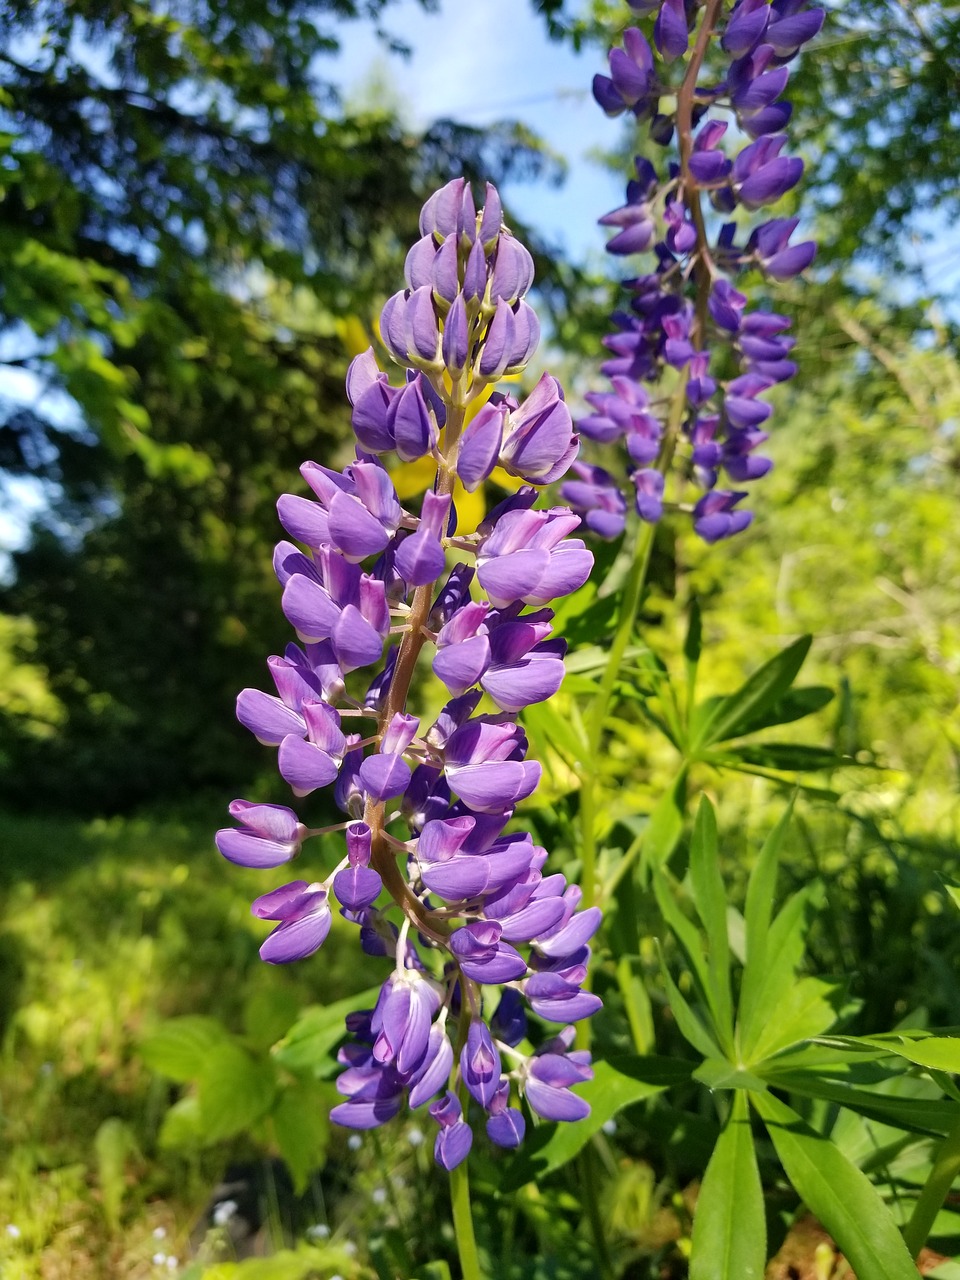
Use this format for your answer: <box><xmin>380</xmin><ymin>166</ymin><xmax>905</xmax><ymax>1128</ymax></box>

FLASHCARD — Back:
<box><xmin>766</xmin><ymin>1070</ymin><xmax>960</xmax><ymax>1138</ymax></box>
<box><xmin>693</xmin><ymin>1058</ymin><xmax>767</xmax><ymax>1093</ymax></box>
<box><xmin>658</xmin><ymin>948</ymin><xmax>724</xmax><ymax>1060</ymax></box>
<box><xmin>689</xmin><ymin>1092</ymin><xmax>766</xmax><ymax>1280</ymax></box>
<box><xmin>683</xmin><ymin>598</ymin><xmax>702</xmax><ymax>715</ymax></box>
<box><xmin>748</xmin><ymin>976</ymin><xmax>847</xmax><ymax>1062</ymax></box>
<box><xmin>715</xmin><ymin>743</ymin><xmax>850</xmax><ymax>772</ymax></box>
<box><xmin>824</xmin><ymin>1034</ymin><xmax>960</xmax><ymax>1075</ymax></box>
<box><xmin>687</xmin><ymin>798</ymin><xmax>733</xmax><ymax>1040</ymax></box>
<box><xmin>724</xmin><ymin>685</ymin><xmax>834</xmax><ymax>737</ymax></box>
<box><xmin>639</xmin><ymin>768</ymin><xmax>688</xmax><ymax>874</ymax></box>
<box><xmin>653</xmin><ymin>873</ymin><xmax>730</xmax><ymax>1051</ymax></box>
<box><xmin>500</xmin><ymin>1056</ymin><xmax>692</xmax><ymax>1190</ymax></box>
<box><xmin>690</xmin><ymin>636</ymin><xmax>813</xmax><ymax>750</ymax></box>
<box><xmin>739</xmin><ymin>882</ymin><xmax>825</xmax><ymax>1061</ymax></box>
<box><xmin>752</xmin><ymin>1091</ymin><xmax>920</xmax><ymax>1280</ymax></box>
<box><xmin>743</xmin><ymin>800</ymin><xmax>794</xmax><ymax>975</ymax></box>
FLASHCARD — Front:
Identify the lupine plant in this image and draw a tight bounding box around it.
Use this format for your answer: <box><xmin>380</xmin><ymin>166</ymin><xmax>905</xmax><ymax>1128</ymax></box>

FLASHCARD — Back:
<box><xmin>196</xmin><ymin>3</ymin><xmax>960</xmax><ymax>1277</ymax></box>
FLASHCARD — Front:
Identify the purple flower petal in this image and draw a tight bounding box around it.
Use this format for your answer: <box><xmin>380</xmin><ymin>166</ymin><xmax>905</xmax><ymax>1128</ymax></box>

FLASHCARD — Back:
<box><xmin>278</xmin><ymin>734</ymin><xmax>340</xmax><ymax>796</ymax></box>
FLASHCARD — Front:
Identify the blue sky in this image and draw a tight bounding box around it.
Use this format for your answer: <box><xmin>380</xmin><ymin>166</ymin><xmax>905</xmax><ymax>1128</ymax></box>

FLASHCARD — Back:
<box><xmin>331</xmin><ymin>0</ymin><xmax>624</xmax><ymax>261</ymax></box>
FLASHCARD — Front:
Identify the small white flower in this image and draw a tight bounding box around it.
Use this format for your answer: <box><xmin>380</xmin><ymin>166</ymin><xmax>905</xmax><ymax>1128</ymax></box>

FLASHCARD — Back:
<box><xmin>407</xmin><ymin>1127</ymin><xmax>424</xmax><ymax>1147</ymax></box>
<box><xmin>306</xmin><ymin>1223</ymin><xmax>330</xmax><ymax>1240</ymax></box>
<box><xmin>212</xmin><ymin>1199</ymin><xmax>239</xmax><ymax>1226</ymax></box>
<box><xmin>347</xmin><ymin>1134</ymin><xmax>362</xmax><ymax>1151</ymax></box>
<box><xmin>152</xmin><ymin>1253</ymin><xmax>167</xmax><ymax>1265</ymax></box>
<box><xmin>153</xmin><ymin>1227</ymin><xmax>167</xmax><ymax>1240</ymax></box>
<box><xmin>343</xmin><ymin>1241</ymin><xmax>357</xmax><ymax>1257</ymax></box>
<box><xmin>166</xmin><ymin>1259</ymin><xmax>178</xmax><ymax>1271</ymax></box>
<box><xmin>372</xmin><ymin>1187</ymin><xmax>387</xmax><ymax>1206</ymax></box>
<box><xmin>602</xmin><ymin>1119</ymin><xmax>617</xmax><ymax>1136</ymax></box>
<box><xmin>6</xmin><ymin>1225</ymin><xmax>21</xmax><ymax>1240</ymax></box>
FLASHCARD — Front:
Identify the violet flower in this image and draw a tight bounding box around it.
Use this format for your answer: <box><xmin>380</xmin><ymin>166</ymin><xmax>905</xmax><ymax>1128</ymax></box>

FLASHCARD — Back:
<box><xmin>217</xmin><ymin>181</ymin><xmax>601</xmax><ymax>1167</ymax></box>
<box><xmin>563</xmin><ymin>0</ymin><xmax>821</xmax><ymax>544</ymax></box>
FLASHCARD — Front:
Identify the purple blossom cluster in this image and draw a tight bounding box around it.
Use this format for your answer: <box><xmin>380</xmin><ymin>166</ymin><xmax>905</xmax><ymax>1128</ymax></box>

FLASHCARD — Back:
<box><xmin>216</xmin><ymin>180</ymin><xmax>602</xmax><ymax>1170</ymax></box>
<box><xmin>562</xmin><ymin>0</ymin><xmax>821</xmax><ymax>543</ymax></box>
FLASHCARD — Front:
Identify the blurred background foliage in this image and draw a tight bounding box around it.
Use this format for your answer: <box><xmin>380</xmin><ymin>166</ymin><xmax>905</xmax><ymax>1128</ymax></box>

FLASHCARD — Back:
<box><xmin>0</xmin><ymin>0</ymin><xmax>959</xmax><ymax>1276</ymax></box>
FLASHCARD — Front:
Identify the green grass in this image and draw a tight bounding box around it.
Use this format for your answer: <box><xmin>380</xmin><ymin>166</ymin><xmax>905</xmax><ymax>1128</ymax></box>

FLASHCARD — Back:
<box><xmin>0</xmin><ymin>806</ymin><xmax>384</xmax><ymax>1279</ymax></box>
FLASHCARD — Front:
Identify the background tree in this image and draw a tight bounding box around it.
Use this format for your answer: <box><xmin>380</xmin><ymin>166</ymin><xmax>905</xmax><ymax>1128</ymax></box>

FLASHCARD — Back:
<box><xmin>0</xmin><ymin>0</ymin><xmax>563</xmax><ymax>809</ymax></box>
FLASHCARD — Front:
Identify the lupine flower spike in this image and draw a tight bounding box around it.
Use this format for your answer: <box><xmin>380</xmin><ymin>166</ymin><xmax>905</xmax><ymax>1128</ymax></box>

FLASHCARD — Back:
<box><xmin>564</xmin><ymin>0</ymin><xmax>821</xmax><ymax>542</ymax></box>
<box><xmin>217</xmin><ymin>180</ymin><xmax>602</xmax><ymax>1167</ymax></box>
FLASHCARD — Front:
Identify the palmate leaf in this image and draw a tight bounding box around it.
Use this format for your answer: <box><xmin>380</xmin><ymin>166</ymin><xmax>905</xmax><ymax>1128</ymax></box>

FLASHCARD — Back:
<box><xmin>818</xmin><ymin>1033</ymin><xmax>960</xmax><ymax>1076</ymax></box>
<box><xmin>747</xmin><ymin>975</ymin><xmax>849</xmax><ymax>1062</ymax></box>
<box><xmin>653</xmin><ymin>877</ymin><xmax>732</xmax><ymax>1055</ymax></box>
<box><xmin>724</xmin><ymin>685</ymin><xmax>835</xmax><ymax>737</ymax></box>
<box><xmin>687</xmin><ymin>799</ymin><xmax>733</xmax><ymax>1040</ymax></box>
<box><xmin>738</xmin><ymin>881</ymin><xmax>825</xmax><ymax>1062</ymax></box>
<box><xmin>743</xmin><ymin>799</ymin><xmax>793</xmax><ymax>969</ymax></box>
<box><xmin>764</xmin><ymin>1070</ymin><xmax>960</xmax><ymax>1139</ymax></box>
<box><xmin>638</xmin><ymin>768</ymin><xmax>687</xmax><ymax>874</ymax></box>
<box><xmin>689</xmin><ymin>636</ymin><xmax>813</xmax><ymax>751</ymax></box>
<box><xmin>752</xmin><ymin>1092</ymin><xmax>920</xmax><ymax>1280</ymax></box>
<box><xmin>710</xmin><ymin>743</ymin><xmax>850</xmax><ymax>773</ymax></box>
<box><xmin>500</xmin><ymin>1057</ymin><xmax>692</xmax><ymax>1190</ymax></box>
<box><xmin>657</xmin><ymin>947</ymin><xmax>724</xmax><ymax>1060</ymax></box>
<box><xmin>690</xmin><ymin>1092</ymin><xmax>766</xmax><ymax>1280</ymax></box>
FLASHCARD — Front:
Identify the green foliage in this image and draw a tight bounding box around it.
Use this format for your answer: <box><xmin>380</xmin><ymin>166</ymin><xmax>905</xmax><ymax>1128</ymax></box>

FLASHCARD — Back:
<box><xmin>0</xmin><ymin>0</ymin><xmax>567</xmax><ymax>810</ymax></box>
<box><xmin>689</xmin><ymin>1093</ymin><xmax>765</xmax><ymax>1280</ymax></box>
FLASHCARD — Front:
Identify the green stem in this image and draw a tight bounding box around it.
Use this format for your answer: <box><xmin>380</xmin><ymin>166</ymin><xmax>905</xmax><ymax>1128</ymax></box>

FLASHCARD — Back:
<box><xmin>449</xmin><ymin>1157</ymin><xmax>484</xmax><ymax>1280</ymax></box>
<box><xmin>579</xmin><ymin>517</ymin><xmax>657</xmax><ymax>911</ymax></box>
<box><xmin>902</xmin><ymin>1118</ymin><xmax>960</xmax><ymax>1258</ymax></box>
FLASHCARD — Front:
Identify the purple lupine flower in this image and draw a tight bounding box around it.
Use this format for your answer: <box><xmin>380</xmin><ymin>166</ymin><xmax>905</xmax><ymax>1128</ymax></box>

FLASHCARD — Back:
<box><xmin>430</xmin><ymin>1092</ymin><xmax>473</xmax><ymax>1170</ymax></box>
<box><xmin>216</xmin><ymin>800</ymin><xmax>306</xmax><ymax>869</ymax></box>
<box><xmin>217</xmin><ymin>179</ymin><xmax>601</xmax><ymax>1169</ymax></box>
<box><xmin>252</xmin><ymin>881</ymin><xmax>333</xmax><ymax>964</ymax></box>
<box><xmin>572</xmin><ymin>0</ymin><xmax>819</xmax><ymax>544</ymax></box>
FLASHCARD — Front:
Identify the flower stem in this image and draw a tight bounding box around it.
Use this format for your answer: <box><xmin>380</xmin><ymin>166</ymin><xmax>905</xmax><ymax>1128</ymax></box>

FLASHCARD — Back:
<box><xmin>449</xmin><ymin>1156</ymin><xmax>484</xmax><ymax>1280</ymax></box>
<box><xmin>576</xmin><ymin>370</ymin><xmax>689</xmax><ymax>1051</ymax></box>
<box><xmin>902</xmin><ymin>1118</ymin><xmax>960</xmax><ymax>1258</ymax></box>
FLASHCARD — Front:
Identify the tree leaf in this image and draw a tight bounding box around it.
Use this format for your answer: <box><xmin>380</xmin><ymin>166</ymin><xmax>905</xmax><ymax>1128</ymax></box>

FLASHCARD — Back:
<box><xmin>691</xmin><ymin>636</ymin><xmax>813</xmax><ymax>750</ymax></box>
<box><xmin>752</xmin><ymin>1091</ymin><xmax>920</xmax><ymax>1280</ymax></box>
<box><xmin>500</xmin><ymin>1056</ymin><xmax>692</xmax><ymax>1190</ymax></box>
<box><xmin>197</xmin><ymin>1043</ymin><xmax>277</xmax><ymax>1143</ymax></box>
<box><xmin>272</xmin><ymin>1081</ymin><xmax>331</xmax><ymax>1195</ymax></box>
<box><xmin>690</xmin><ymin>1092</ymin><xmax>766</xmax><ymax>1280</ymax></box>
<box><xmin>140</xmin><ymin>1016</ymin><xmax>231</xmax><ymax>1082</ymax></box>
<box><xmin>158</xmin><ymin>1095</ymin><xmax>204</xmax><ymax>1151</ymax></box>
<box><xmin>272</xmin><ymin>987</ymin><xmax>381</xmax><ymax>1076</ymax></box>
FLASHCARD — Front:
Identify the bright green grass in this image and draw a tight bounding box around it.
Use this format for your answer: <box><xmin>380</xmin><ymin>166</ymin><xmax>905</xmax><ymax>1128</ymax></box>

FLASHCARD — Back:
<box><xmin>0</xmin><ymin>807</ymin><xmax>381</xmax><ymax>1279</ymax></box>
